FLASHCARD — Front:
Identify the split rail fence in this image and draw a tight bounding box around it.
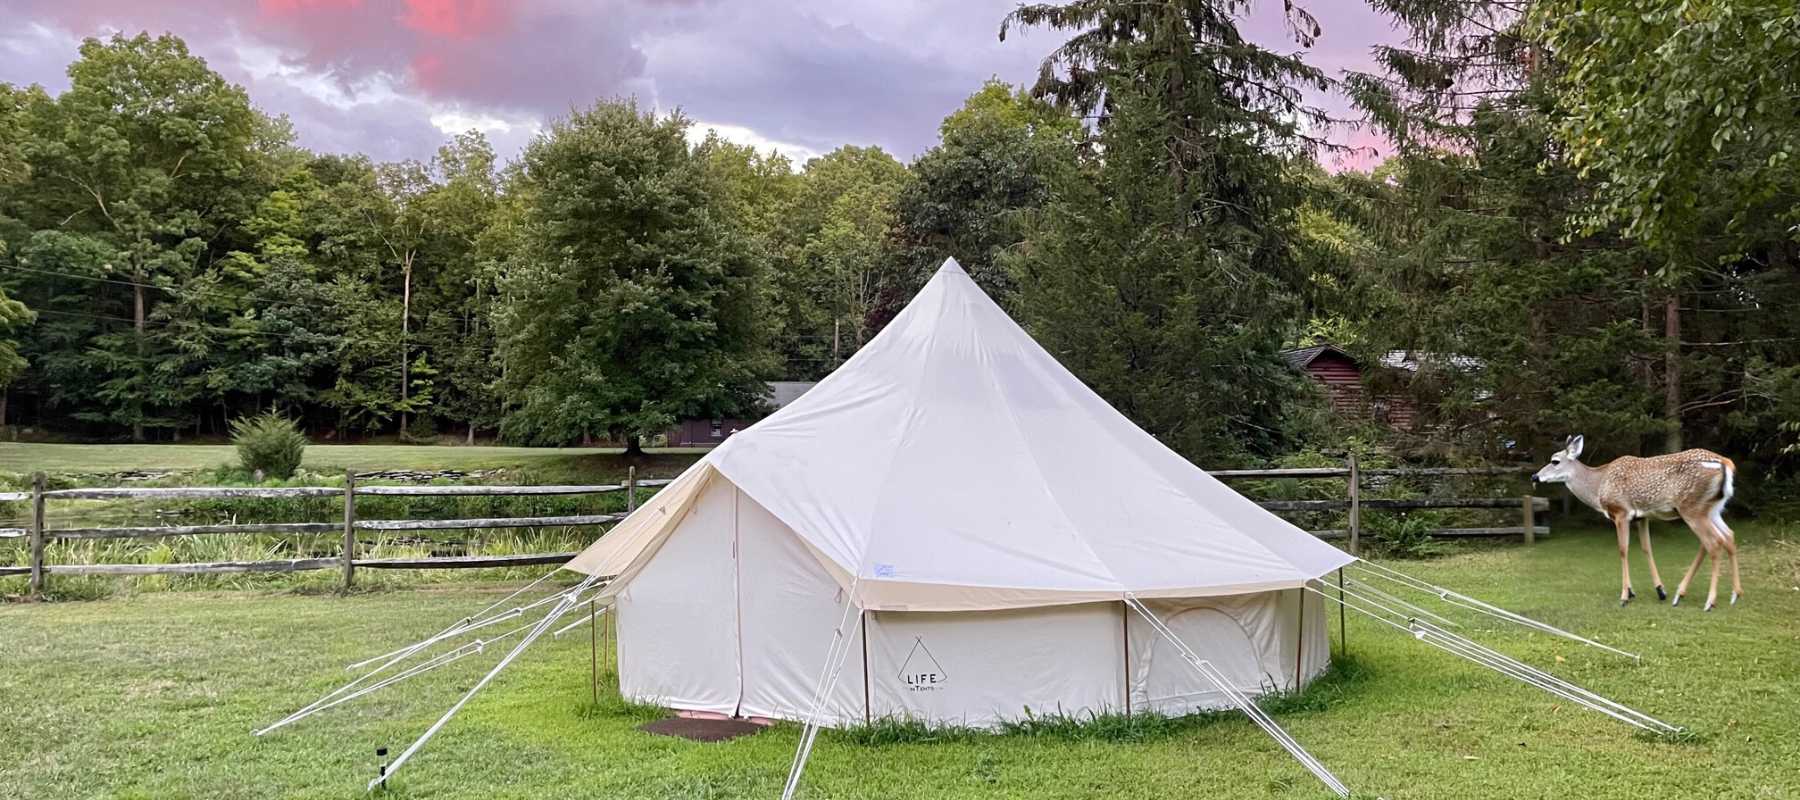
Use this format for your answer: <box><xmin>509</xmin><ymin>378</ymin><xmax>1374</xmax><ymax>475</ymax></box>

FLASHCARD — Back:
<box><xmin>0</xmin><ymin>467</ymin><xmax>670</xmax><ymax>598</ymax></box>
<box><xmin>2</xmin><ymin>458</ymin><xmax>1546</xmax><ymax>598</ymax></box>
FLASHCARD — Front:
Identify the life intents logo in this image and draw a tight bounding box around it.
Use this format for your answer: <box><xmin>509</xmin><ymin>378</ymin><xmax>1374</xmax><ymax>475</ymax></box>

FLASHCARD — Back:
<box><xmin>897</xmin><ymin>636</ymin><xmax>947</xmax><ymax>692</ymax></box>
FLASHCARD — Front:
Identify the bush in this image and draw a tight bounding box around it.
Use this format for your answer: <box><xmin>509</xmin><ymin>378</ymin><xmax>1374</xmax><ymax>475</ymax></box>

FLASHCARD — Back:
<box><xmin>229</xmin><ymin>411</ymin><xmax>308</xmax><ymax>480</ymax></box>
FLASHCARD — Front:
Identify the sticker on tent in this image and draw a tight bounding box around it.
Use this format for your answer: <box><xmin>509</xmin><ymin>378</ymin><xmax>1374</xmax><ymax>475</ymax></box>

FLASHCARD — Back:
<box><xmin>897</xmin><ymin>637</ymin><xmax>947</xmax><ymax>692</ymax></box>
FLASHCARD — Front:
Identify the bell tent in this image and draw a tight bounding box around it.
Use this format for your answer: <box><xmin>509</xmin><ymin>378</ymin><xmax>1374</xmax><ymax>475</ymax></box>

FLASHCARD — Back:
<box><xmin>566</xmin><ymin>257</ymin><xmax>1353</xmax><ymax>728</ymax></box>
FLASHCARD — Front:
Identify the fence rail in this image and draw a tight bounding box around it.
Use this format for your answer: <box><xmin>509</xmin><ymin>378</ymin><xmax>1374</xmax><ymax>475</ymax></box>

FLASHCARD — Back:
<box><xmin>2</xmin><ymin>460</ymin><xmax>1547</xmax><ymax>598</ymax></box>
<box><xmin>5</xmin><ymin>465</ymin><xmax>658</xmax><ymax>598</ymax></box>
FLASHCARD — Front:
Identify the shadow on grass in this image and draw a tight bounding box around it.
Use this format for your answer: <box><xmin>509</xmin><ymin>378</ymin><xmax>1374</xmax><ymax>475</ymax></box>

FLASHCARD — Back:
<box><xmin>836</xmin><ymin>653</ymin><xmax>1375</xmax><ymax>746</ymax></box>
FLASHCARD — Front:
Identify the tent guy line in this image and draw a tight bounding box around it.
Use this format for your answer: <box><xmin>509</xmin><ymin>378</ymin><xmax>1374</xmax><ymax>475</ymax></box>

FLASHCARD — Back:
<box><xmin>1302</xmin><ymin>581</ymin><xmax>1679</xmax><ymax>734</ymax></box>
<box><xmin>1126</xmin><ymin>594</ymin><xmax>1352</xmax><ymax>798</ymax></box>
<box><xmin>781</xmin><ymin>579</ymin><xmax>865</xmax><ymax>800</ymax></box>
<box><xmin>1348</xmin><ymin>560</ymin><xmax>1642</xmax><ymax>661</ymax></box>
<box><xmin>256</xmin><ymin>574</ymin><xmax>600</xmax><ymax>737</ymax></box>
<box><xmin>373</xmin><ymin>574</ymin><xmax>604</xmax><ymax>791</ymax></box>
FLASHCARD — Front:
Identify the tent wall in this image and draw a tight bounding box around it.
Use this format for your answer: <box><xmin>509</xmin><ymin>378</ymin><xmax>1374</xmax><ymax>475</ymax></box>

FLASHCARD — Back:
<box><xmin>736</xmin><ymin>484</ymin><xmax>865</xmax><ymax>725</ymax></box>
<box><xmin>615</xmin><ymin>477</ymin><xmax>741</xmax><ymax>715</ymax></box>
<box><xmin>1126</xmin><ymin>590</ymin><xmax>1328</xmax><ymax>717</ymax></box>
<box><xmin>617</xmin><ymin>475</ymin><xmax>1331</xmax><ymax>728</ymax></box>
<box><xmin>865</xmin><ymin>602</ymin><xmax>1126</xmax><ymax>728</ymax></box>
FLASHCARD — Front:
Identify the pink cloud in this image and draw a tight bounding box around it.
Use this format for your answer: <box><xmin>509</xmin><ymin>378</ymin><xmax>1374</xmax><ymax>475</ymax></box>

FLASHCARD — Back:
<box><xmin>399</xmin><ymin>0</ymin><xmax>506</xmax><ymax>39</ymax></box>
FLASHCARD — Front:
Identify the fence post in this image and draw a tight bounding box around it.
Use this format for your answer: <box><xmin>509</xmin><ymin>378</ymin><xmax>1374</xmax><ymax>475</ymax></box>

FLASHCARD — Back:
<box><xmin>28</xmin><ymin>471</ymin><xmax>46</xmax><ymax>599</ymax></box>
<box><xmin>1522</xmin><ymin>495</ymin><xmax>1536</xmax><ymax>546</ymax></box>
<box><xmin>341</xmin><ymin>469</ymin><xmax>357</xmax><ymax>591</ymax></box>
<box><xmin>1346</xmin><ymin>454</ymin><xmax>1361</xmax><ymax>557</ymax></box>
<box><xmin>626</xmin><ymin>466</ymin><xmax>638</xmax><ymax>513</ymax></box>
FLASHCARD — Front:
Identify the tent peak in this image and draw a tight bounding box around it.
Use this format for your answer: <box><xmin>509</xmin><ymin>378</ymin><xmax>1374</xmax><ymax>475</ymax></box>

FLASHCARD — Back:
<box><xmin>935</xmin><ymin>257</ymin><xmax>968</xmax><ymax>277</ymax></box>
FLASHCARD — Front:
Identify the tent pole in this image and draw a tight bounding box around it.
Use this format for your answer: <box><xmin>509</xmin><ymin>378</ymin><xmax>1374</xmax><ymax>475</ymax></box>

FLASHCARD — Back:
<box><xmin>1293</xmin><ymin>589</ymin><xmax>1305</xmax><ymax>691</ymax></box>
<box><xmin>373</xmin><ymin>577</ymin><xmax>594</xmax><ymax>790</ymax></box>
<box><xmin>589</xmin><ymin>597</ymin><xmax>599</xmax><ymax>707</ymax></box>
<box><xmin>1336</xmin><ymin>567</ymin><xmax>1347</xmax><ymax>658</ymax></box>
<box><xmin>1126</xmin><ymin>595</ymin><xmax>1350</xmax><ymax>798</ymax></box>
<box><xmin>1120</xmin><ymin>600</ymin><xmax>1131</xmax><ymax>718</ymax></box>
<box><xmin>861</xmin><ymin>611</ymin><xmax>870</xmax><ymax>726</ymax></box>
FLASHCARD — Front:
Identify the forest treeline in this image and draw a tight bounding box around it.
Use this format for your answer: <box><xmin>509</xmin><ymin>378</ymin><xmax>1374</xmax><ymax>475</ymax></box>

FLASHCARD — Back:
<box><xmin>0</xmin><ymin>1</ymin><xmax>1795</xmax><ymax>474</ymax></box>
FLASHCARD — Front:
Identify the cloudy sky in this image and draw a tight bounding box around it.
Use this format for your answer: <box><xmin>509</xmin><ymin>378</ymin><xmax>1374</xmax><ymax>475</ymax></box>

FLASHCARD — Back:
<box><xmin>0</xmin><ymin>0</ymin><xmax>1404</xmax><ymax>168</ymax></box>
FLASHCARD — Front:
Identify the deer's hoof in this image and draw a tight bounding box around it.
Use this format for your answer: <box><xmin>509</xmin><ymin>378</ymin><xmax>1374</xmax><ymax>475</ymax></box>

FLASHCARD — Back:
<box><xmin>1671</xmin><ymin>594</ymin><xmax>1682</xmax><ymax>607</ymax></box>
<box><xmin>1704</xmin><ymin>603</ymin><xmax>1714</xmax><ymax>612</ymax></box>
<box><xmin>1730</xmin><ymin>592</ymin><xmax>1740</xmax><ymax>606</ymax></box>
<box><xmin>1655</xmin><ymin>585</ymin><xmax>1667</xmax><ymax>602</ymax></box>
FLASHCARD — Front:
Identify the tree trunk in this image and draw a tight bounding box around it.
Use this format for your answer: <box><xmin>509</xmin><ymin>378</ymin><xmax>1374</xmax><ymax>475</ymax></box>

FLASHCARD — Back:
<box><xmin>132</xmin><ymin>267</ymin><xmax>146</xmax><ymax>442</ymax></box>
<box><xmin>1663</xmin><ymin>293</ymin><xmax>1683</xmax><ymax>452</ymax></box>
<box><xmin>624</xmin><ymin>435</ymin><xmax>644</xmax><ymax>457</ymax></box>
<box><xmin>466</xmin><ymin>423</ymin><xmax>475</xmax><ymax>446</ymax></box>
<box><xmin>399</xmin><ymin>257</ymin><xmax>412</xmax><ymax>438</ymax></box>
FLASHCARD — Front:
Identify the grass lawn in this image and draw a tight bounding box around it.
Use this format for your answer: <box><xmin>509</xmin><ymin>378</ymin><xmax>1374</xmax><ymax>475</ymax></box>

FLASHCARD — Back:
<box><xmin>0</xmin><ymin>443</ymin><xmax>707</xmax><ymax>481</ymax></box>
<box><xmin>2</xmin><ymin>519</ymin><xmax>1797</xmax><ymax>799</ymax></box>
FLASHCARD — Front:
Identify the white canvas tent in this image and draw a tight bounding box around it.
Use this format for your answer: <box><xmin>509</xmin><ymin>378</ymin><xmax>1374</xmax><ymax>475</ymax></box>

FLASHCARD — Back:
<box><xmin>565</xmin><ymin>257</ymin><xmax>1354</xmax><ymax>728</ymax></box>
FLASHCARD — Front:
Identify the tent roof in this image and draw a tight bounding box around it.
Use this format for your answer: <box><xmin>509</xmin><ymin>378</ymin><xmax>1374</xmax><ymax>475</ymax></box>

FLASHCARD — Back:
<box><xmin>569</xmin><ymin>259</ymin><xmax>1352</xmax><ymax>611</ymax></box>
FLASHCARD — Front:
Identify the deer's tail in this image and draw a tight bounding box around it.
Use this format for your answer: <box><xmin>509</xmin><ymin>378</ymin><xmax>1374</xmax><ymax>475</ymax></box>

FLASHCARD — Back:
<box><xmin>1708</xmin><ymin>458</ymin><xmax>1736</xmax><ymax>542</ymax></box>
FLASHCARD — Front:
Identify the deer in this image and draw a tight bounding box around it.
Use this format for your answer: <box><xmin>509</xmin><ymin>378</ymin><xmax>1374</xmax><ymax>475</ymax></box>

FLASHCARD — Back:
<box><xmin>1532</xmin><ymin>435</ymin><xmax>1741</xmax><ymax>611</ymax></box>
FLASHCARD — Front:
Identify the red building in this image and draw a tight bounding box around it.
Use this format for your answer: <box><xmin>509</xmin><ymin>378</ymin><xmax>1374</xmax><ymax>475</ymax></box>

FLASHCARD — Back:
<box><xmin>1282</xmin><ymin>345</ymin><xmax>1419</xmax><ymax>429</ymax></box>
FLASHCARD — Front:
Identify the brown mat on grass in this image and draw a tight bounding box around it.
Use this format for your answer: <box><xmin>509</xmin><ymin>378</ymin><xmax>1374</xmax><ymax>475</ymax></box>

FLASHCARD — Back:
<box><xmin>637</xmin><ymin>716</ymin><xmax>768</xmax><ymax>742</ymax></box>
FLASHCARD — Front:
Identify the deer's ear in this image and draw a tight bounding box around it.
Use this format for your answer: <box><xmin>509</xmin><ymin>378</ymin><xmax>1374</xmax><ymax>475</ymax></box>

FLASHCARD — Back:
<box><xmin>1568</xmin><ymin>434</ymin><xmax>1585</xmax><ymax>458</ymax></box>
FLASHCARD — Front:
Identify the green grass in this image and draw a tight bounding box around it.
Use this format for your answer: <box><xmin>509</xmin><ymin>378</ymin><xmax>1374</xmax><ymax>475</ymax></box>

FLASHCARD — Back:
<box><xmin>2</xmin><ymin>519</ymin><xmax>1798</xmax><ymax>799</ymax></box>
<box><xmin>0</xmin><ymin>443</ymin><xmax>707</xmax><ymax>481</ymax></box>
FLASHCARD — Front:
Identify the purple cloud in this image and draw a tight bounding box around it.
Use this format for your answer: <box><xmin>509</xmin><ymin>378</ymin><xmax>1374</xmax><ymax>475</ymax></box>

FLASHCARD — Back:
<box><xmin>0</xmin><ymin>0</ymin><xmax>1403</xmax><ymax>166</ymax></box>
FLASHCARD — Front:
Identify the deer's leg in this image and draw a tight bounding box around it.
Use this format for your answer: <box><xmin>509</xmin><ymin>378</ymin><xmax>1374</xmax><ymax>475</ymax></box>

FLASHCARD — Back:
<box><xmin>1703</xmin><ymin>536</ymin><xmax>1724</xmax><ymax>612</ymax></box>
<box><xmin>1638</xmin><ymin>517</ymin><xmax>1667</xmax><ymax>601</ymax></box>
<box><xmin>1713</xmin><ymin>506</ymin><xmax>1742</xmax><ymax>605</ymax></box>
<box><xmin>1613</xmin><ymin>514</ymin><xmax>1634</xmax><ymax>606</ymax></box>
<box><xmin>1672</xmin><ymin>532</ymin><xmax>1708</xmax><ymax>608</ymax></box>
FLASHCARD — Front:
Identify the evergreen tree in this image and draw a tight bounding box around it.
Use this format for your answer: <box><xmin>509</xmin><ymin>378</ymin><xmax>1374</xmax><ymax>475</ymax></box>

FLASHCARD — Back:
<box><xmin>1000</xmin><ymin>0</ymin><xmax>1326</xmax><ymax>460</ymax></box>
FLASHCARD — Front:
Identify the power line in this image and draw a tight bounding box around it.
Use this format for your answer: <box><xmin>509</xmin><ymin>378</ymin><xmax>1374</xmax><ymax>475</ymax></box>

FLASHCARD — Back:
<box><xmin>29</xmin><ymin>308</ymin><xmax>497</xmax><ymax>356</ymax></box>
<box><xmin>0</xmin><ymin>263</ymin><xmax>382</xmax><ymax>320</ymax></box>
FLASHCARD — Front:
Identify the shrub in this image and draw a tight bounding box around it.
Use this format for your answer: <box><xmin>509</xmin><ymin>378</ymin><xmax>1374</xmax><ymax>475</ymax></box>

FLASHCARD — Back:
<box><xmin>229</xmin><ymin>411</ymin><xmax>308</xmax><ymax>480</ymax></box>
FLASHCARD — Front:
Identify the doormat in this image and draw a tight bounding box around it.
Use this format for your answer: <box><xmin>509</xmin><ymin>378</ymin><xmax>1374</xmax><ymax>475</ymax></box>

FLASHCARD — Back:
<box><xmin>637</xmin><ymin>716</ymin><xmax>768</xmax><ymax>742</ymax></box>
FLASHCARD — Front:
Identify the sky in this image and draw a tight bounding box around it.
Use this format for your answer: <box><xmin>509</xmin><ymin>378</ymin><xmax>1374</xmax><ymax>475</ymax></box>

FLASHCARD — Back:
<box><xmin>0</xmin><ymin>0</ymin><xmax>1406</xmax><ymax>169</ymax></box>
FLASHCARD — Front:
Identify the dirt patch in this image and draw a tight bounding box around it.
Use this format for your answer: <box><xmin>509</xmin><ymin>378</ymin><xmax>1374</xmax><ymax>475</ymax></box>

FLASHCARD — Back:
<box><xmin>636</xmin><ymin>716</ymin><xmax>769</xmax><ymax>742</ymax></box>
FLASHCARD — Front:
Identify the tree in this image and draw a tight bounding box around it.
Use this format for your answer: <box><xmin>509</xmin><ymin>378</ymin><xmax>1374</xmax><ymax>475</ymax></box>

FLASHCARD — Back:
<box><xmin>417</xmin><ymin>132</ymin><xmax>504</xmax><ymax>443</ymax></box>
<box><xmin>789</xmin><ymin>146</ymin><xmax>911</xmax><ymax>370</ymax></box>
<box><xmin>1534</xmin><ymin>1</ymin><xmax>1800</xmax><ymax>249</ymax></box>
<box><xmin>1340</xmin><ymin>0</ymin><xmax>1800</xmax><ymax>468</ymax></box>
<box><xmin>14</xmin><ymin>33</ymin><xmax>260</xmax><ymax>440</ymax></box>
<box><xmin>1000</xmin><ymin>0</ymin><xmax>1327</xmax><ymax>460</ymax></box>
<box><xmin>885</xmin><ymin>81</ymin><xmax>1081</xmax><ymax>319</ymax></box>
<box><xmin>494</xmin><ymin>99</ymin><xmax>770</xmax><ymax>453</ymax></box>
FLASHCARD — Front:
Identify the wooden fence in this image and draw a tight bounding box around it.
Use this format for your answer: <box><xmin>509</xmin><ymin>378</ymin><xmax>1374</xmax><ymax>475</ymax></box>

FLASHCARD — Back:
<box><xmin>1214</xmin><ymin>457</ymin><xmax>1548</xmax><ymax>555</ymax></box>
<box><xmin>1</xmin><ymin>459</ymin><xmax>1547</xmax><ymax>598</ymax></box>
<box><xmin>0</xmin><ymin>467</ymin><xmax>671</xmax><ymax>598</ymax></box>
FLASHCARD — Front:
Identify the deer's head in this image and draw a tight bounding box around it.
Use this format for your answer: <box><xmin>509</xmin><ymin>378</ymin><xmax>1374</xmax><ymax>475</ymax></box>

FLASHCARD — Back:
<box><xmin>1532</xmin><ymin>435</ymin><xmax>1585</xmax><ymax>484</ymax></box>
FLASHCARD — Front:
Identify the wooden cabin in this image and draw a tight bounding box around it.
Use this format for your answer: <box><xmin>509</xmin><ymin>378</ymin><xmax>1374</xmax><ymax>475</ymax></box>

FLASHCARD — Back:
<box><xmin>1282</xmin><ymin>345</ymin><xmax>1419</xmax><ymax>429</ymax></box>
